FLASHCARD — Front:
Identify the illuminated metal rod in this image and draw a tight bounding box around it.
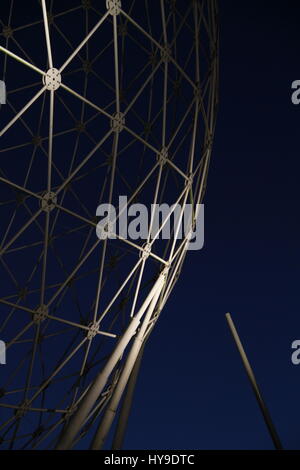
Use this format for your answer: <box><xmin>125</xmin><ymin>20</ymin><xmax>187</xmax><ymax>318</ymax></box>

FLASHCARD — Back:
<box><xmin>91</xmin><ymin>281</ymin><xmax>164</xmax><ymax>449</ymax></box>
<box><xmin>56</xmin><ymin>271</ymin><xmax>166</xmax><ymax>450</ymax></box>
<box><xmin>0</xmin><ymin>46</ymin><xmax>45</xmax><ymax>76</ymax></box>
<box><xmin>59</xmin><ymin>10</ymin><xmax>110</xmax><ymax>73</ymax></box>
<box><xmin>0</xmin><ymin>86</ymin><xmax>46</xmax><ymax>138</ymax></box>
<box><xmin>111</xmin><ymin>345</ymin><xmax>145</xmax><ymax>450</ymax></box>
<box><xmin>225</xmin><ymin>313</ymin><xmax>283</xmax><ymax>450</ymax></box>
<box><xmin>41</xmin><ymin>0</ymin><xmax>53</xmax><ymax>68</ymax></box>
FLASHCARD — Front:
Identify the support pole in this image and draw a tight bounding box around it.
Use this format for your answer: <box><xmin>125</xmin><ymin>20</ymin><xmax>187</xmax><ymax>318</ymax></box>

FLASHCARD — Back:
<box><xmin>56</xmin><ymin>272</ymin><xmax>166</xmax><ymax>450</ymax></box>
<box><xmin>111</xmin><ymin>345</ymin><xmax>144</xmax><ymax>450</ymax></box>
<box><xmin>91</xmin><ymin>282</ymin><xmax>163</xmax><ymax>449</ymax></box>
<box><xmin>225</xmin><ymin>313</ymin><xmax>283</xmax><ymax>450</ymax></box>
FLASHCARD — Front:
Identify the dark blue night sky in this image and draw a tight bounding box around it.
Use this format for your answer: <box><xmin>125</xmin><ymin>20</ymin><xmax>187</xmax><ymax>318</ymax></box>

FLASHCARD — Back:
<box><xmin>122</xmin><ymin>0</ymin><xmax>300</xmax><ymax>450</ymax></box>
<box><xmin>1</xmin><ymin>0</ymin><xmax>300</xmax><ymax>451</ymax></box>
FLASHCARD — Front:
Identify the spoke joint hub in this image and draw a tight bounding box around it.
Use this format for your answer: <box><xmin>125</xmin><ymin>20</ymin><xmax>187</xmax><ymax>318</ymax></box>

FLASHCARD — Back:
<box><xmin>41</xmin><ymin>191</ymin><xmax>57</xmax><ymax>212</ymax></box>
<box><xmin>106</xmin><ymin>0</ymin><xmax>121</xmax><ymax>16</ymax></box>
<box><xmin>43</xmin><ymin>68</ymin><xmax>61</xmax><ymax>91</ymax></box>
<box><xmin>87</xmin><ymin>322</ymin><xmax>99</xmax><ymax>340</ymax></box>
<box><xmin>110</xmin><ymin>112</ymin><xmax>125</xmax><ymax>133</ymax></box>
<box><xmin>33</xmin><ymin>304</ymin><xmax>48</xmax><ymax>324</ymax></box>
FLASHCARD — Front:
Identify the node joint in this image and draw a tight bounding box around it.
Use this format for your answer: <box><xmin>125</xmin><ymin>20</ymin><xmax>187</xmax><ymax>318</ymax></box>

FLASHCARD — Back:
<box><xmin>160</xmin><ymin>44</ymin><xmax>171</xmax><ymax>63</ymax></box>
<box><xmin>15</xmin><ymin>400</ymin><xmax>30</xmax><ymax>419</ymax></box>
<box><xmin>41</xmin><ymin>191</ymin><xmax>57</xmax><ymax>212</ymax></box>
<box><xmin>33</xmin><ymin>304</ymin><xmax>48</xmax><ymax>324</ymax></box>
<box><xmin>87</xmin><ymin>322</ymin><xmax>99</xmax><ymax>340</ymax></box>
<box><xmin>110</xmin><ymin>112</ymin><xmax>125</xmax><ymax>133</ymax></box>
<box><xmin>82</xmin><ymin>0</ymin><xmax>92</xmax><ymax>9</ymax></box>
<box><xmin>157</xmin><ymin>147</ymin><xmax>168</xmax><ymax>166</ymax></box>
<box><xmin>140</xmin><ymin>243</ymin><xmax>151</xmax><ymax>261</ymax></box>
<box><xmin>185</xmin><ymin>174</ymin><xmax>193</xmax><ymax>189</ymax></box>
<box><xmin>106</xmin><ymin>0</ymin><xmax>121</xmax><ymax>15</ymax></box>
<box><xmin>43</xmin><ymin>68</ymin><xmax>61</xmax><ymax>91</ymax></box>
<box><xmin>2</xmin><ymin>25</ymin><xmax>13</xmax><ymax>39</ymax></box>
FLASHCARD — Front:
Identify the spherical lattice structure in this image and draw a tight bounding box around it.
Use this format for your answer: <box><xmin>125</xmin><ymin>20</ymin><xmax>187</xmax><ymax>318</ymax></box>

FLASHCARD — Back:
<box><xmin>0</xmin><ymin>0</ymin><xmax>219</xmax><ymax>449</ymax></box>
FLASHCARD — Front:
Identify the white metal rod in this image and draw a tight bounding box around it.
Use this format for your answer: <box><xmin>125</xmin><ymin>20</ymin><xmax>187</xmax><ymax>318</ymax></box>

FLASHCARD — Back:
<box><xmin>113</xmin><ymin>14</ymin><xmax>120</xmax><ymax>114</ymax></box>
<box><xmin>111</xmin><ymin>345</ymin><xmax>145</xmax><ymax>450</ymax></box>
<box><xmin>41</xmin><ymin>0</ymin><xmax>53</xmax><ymax>68</ymax></box>
<box><xmin>91</xmin><ymin>282</ymin><xmax>163</xmax><ymax>449</ymax></box>
<box><xmin>0</xmin><ymin>86</ymin><xmax>46</xmax><ymax>137</ymax></box>
<box><xmin>56</xmin><ymin>273</ymin><xmax>165</xmax><ymax>449</ymax></box>
<box><xmin>60</xmin><ymin>82</ymin><xmax>112</xmax><ymax>120</ymax></box>
<box><xmin>97</xmin><ymin>258</ymin><xmax>143</xmax><ymax>324</ymax></box>
<box><xmin>59</xmin><ymin>11</ymin><xmax>109</xmax><ymax>73</ymax></box>
<box><xmin>0</xmin><ymin>46</ymin><xmax>45</xmax><ymax>76</ymax></box>
<box><xmin>47</xmin><ymin>89</ymin><xmax>54</xmax><ymax>191</ymax></box>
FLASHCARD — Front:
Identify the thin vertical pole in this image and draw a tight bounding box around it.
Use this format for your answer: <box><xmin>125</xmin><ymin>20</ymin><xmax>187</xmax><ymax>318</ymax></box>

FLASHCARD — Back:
<box><xmin>225</xmin><ymin>313</ymin><xmax>283</xmax><ymax>450</ymax></box>
<box><xmin>112</xmin><ymin>345</ymin><xmax>144</xmax><ymax>450</ymax></box>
